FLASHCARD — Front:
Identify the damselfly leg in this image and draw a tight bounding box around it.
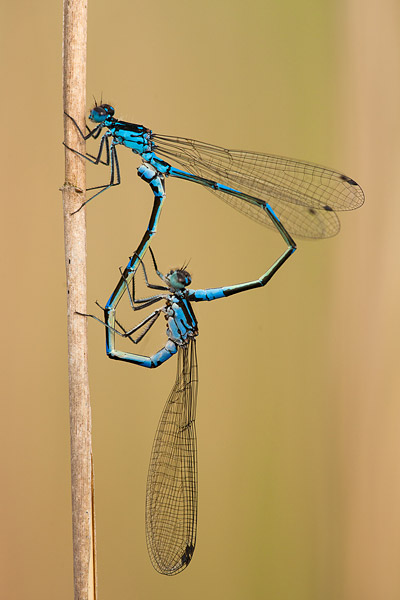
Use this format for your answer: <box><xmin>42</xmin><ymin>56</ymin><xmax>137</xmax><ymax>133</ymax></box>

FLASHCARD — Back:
<box><xmin>64</xmin><ymin>113</ymin><xmax>122</xmax><ymax>212</ymax></box>
<box><xmin>77</xmin><ymin>304</ymin><xmax>163</xmax><ymax>345</ymax></box>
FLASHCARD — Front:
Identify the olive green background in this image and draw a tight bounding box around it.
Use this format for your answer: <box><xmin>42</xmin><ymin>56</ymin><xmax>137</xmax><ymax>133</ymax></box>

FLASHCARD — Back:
<box><xmin>2</xmin><ymin>1</ymin><xmax>400</xmax><ymax>599</ymax></box>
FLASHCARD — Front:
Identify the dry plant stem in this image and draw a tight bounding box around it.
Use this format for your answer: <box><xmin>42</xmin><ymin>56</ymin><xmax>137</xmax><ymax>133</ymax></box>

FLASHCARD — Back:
<box><xmin>62</xmin><ymin>1</ymin><xmax>97</xmax><ymax>599</ymax></box>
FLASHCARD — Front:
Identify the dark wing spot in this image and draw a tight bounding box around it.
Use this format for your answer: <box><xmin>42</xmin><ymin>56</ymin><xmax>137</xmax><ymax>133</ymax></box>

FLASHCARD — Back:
<box><xmin>309</xmin><ymin>208</ymin><xmax>316</xmax><ymax>215</ymax></box>
<box><xmin>181</xmin><ymin>544</ymin><xmax>195</xmax><ymax>566</ymax></box>
<box><xmin>323</xmin><ymin>205</ymin><xmax>333</xmax><ymax>212</ymax></box>
<box><xmin>340</xmin><ymin>174</ymin><xmax>357</xmax><ymax>186</ymax></box>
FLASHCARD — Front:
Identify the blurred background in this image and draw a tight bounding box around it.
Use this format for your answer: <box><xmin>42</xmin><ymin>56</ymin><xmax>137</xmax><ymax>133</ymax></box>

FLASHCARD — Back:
<box><xmin>1</xmin><ymin>0</ymin><xmax>400</xmax><ymax>598</ymax></box>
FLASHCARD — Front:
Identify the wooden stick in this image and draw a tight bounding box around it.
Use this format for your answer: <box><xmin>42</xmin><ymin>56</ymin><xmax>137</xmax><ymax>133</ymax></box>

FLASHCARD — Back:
<box><xmin>62</xmin><ymin>1</ymin><xmax>97</xmax><ymax>598</ymax></box>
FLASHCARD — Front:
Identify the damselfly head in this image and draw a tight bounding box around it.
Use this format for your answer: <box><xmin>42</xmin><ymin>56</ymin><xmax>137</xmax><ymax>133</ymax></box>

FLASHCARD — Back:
<box><xmin>166</xmin><ymin>269</ymin><xmax>192</xmax><ymax>290</ymax></box>
<box><xmin>89</xmin><ymin>104</ymin><xmax>115</xmax><ymax>123</ymax></box>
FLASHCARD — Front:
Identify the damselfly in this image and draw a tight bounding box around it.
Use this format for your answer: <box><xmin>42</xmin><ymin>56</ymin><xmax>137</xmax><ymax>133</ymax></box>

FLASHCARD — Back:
<box><xmin>64</xmin><ymin>103</ymin><xmax>364</xmax><ymax>238</ymax></box>
<box><xmin>80</xmin><ymin>177</ymin><xmax>296</xmax><ymax>574</ymax></box>
<box><xmin>70</xmin><ymin>103</ymin><xmax>364</xmax><ymax>574</ymax></box>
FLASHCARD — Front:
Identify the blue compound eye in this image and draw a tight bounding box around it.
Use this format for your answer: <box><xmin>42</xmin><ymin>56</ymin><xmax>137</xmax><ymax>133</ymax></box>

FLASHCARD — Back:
<box><xmin>89</xmin><ymin>104</ymin><xmax>115</xmax><ymax>122</ymax></box>
<box><xmin>167</xmin><ymin>269</ymin><xmax>191</xmax><ymax>289</ymax></box>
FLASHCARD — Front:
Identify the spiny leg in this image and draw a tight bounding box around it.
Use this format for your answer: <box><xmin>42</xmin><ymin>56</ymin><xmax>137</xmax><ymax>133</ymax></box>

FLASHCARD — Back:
<box><xmin>85</xmin><ymin>135</ymin><xmax>110</xmax><ymax>168</ymax></box>
<box><xmin>118</xmin><ymin>265</ymin><xmax>168</xmax><ymax>310</ymax></box>
<box><xmin>64</xmin><ymin>109</ymin><xmax>110</xmax><ymax>167</ymax></box>
<box><xmin>127</xmin><ymin>251</ymin><xmax>168</xmax><ymax>293</ymax></box>
<box><xmin>64</xmin><ymin>111</ymin><xmax>102</xmax><ymax>141</ymax></box>
<box><xmin>77</xmin><ymin>307</ymin><xmax>162</xmax><ymax>345</ymax></box>
<box><xmin>63</xmin><ymin>133</ymin><xmax>110</xmax><ymax>170</ymax></box>
<box><xmin>64</xmin><ymin>111</ymin><xmax>122</xmax><ymax>212</ymax></box>
<box><xmin>97</xmin><ymin>301</ymin><xmax>163</xmax><ymax>342</ymax></box>
<box><xmin>71</xmin><ymin>143</ymin><xmax>121</xmax><ymax>214</ymax></box>
<box><xmin>147</xmin><ymin>247</ymin><xmax>169</xmax><ymax>287</ymax></box>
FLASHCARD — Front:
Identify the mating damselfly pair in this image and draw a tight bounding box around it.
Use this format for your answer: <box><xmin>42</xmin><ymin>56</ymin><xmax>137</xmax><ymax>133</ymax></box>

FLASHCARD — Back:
<box><xmin>65</xmin><ymin>103</ymin><xmax>364</xmax><ymax>574</ymax></box>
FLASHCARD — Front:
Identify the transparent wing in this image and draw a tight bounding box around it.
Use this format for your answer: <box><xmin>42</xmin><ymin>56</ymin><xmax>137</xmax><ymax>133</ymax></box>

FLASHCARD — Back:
<box><xmin>146</xmin><ymin>339</ymin><xmax>198</xmax><ymax>575</ymax></box>
<box><xmin>152</xmin><ymin>134</ymin><xmax>364</xmax><ymax>239</ymax></box>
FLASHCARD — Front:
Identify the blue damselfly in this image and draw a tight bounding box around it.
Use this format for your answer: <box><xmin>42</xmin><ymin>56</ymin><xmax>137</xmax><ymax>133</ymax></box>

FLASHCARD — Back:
<box><xmin>70</xmin><ymin>102</ymin><xmax>364</xmax><ymax>575</ymax></box>
<box><xmin>81</xmin><ymin>179</ymin><xmax>296</xmax><ymax>574</ymax></box>
<box><xmin>64</xmin><ymin>103</ymin><xmax>364</xmax><ymax>238</ymax></box>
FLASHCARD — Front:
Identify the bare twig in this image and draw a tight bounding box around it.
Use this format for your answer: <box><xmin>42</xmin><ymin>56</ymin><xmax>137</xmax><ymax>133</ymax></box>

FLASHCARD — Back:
<box><xmin>62</xmin><ymin>1</ymin><xmax>97</xmax><ymax>598</ymax></box>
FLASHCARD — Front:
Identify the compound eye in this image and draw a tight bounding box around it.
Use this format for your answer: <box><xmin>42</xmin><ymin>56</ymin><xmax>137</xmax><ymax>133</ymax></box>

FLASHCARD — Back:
<box><xmin>100</xmin><ymin>104</ymin><xmax>115</xmax><ymax>117</ymax></box>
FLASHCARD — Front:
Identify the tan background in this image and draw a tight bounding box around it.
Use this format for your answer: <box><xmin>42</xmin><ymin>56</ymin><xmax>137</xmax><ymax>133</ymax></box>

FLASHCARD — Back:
<box><xmin>2</xmin><ymin>1</ymin><xmax>400</xmax><ymax>598</ymax></box>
